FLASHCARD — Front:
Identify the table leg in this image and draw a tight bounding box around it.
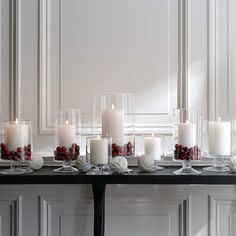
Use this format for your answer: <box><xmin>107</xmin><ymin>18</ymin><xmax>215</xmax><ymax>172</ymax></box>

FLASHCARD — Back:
<box><xmin>92</xmin><ymin>183</ymin><xmax>106</xmax><ymax>236</ymax></box>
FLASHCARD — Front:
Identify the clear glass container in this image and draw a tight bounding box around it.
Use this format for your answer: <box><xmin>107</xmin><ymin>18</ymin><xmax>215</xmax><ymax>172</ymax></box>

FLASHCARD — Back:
<box><xmin>54</xmin><ymin>109</ymin><xmax>81</xmax><ymax>173</ymax></box>
<box><xmin>202</xmin><ymin>118</ymin><xmax>236</xmax><ymax>172</ymax></box>
<box><xmin>92</xmin><ymin>93</ymin><xmax>135</xmax><ymax>159</ymax></box>
<box><xmin>142</xmin><ymin>133</ymin><xmax>164</xmax><ymax>170</ymax></box>
<box><xmin>86</xmin><ymin>136</ymin><xmax>112</xmax><ymax>175</ymax></box>
<box><xmin>173</xmin><ymin>108</ymin><xmax>201</xmax><ymax>175</ymax></box>
<box><xmin>0</xmin><ymin>119</ymin><xmax>33</xmax><ymax>174</ymax></box>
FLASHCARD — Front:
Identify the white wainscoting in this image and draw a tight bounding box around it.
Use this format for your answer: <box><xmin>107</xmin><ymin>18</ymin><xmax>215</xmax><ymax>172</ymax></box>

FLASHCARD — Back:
<box><xmin>0</xmin><ymin>195</ymin><xmax>22</xmax><ymax>236</ymax></box>
<box><xmin>0</xmin><ymin>185</ymin><xmax>235</xmax><ymax>236</ymax></box>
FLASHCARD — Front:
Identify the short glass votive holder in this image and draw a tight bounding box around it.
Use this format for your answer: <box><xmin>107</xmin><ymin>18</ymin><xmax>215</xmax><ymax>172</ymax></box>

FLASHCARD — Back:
<box><xmin>92</xmin><ymin>93</ymin><xmax>135</xmax><ymax>159</ymax></box>
<box><xmin>53</xmin><ymin>109</ymin><xmax>81</xmax><ymax>173</ymax></box>
<box><xmin>86</xmin><ymin>136</ymin><xmax>112</xmax><ymax>175</ymax></box>
<box><xmin>173</xmin><ymin>108</ymin><xmax>201</xmax><ymax>175</ymax></box>
<box><xmin>202</xmin><ymin>118</ymin><xmax>236</xmax><ymax>172</ymax></box>
<box><xmin>142</xmin><ymin>133</ymin><xmax>164</xmax><ymax>170</ymax></box>
<box><xmin>0</xmin><ymin>119</ymin><xmax>33</xmax><ymax>175</ymax></box>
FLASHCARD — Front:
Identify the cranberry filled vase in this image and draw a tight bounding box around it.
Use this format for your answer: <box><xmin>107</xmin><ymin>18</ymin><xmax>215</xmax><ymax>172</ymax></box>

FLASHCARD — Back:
<box><xmin>53</xmin><ymin>109</ymin><xmax>81</xmax><ymax>173</ymax></box>
<box><xmin>92</xmin><ymin>93</ymin><xmax>135</xmax><ymax>160</ymax></box>
<box><xmin>0</xmin><ymin>120</ymin><xmax>33</xmax><ymax>174</ymax></box>
<box><xmin>173</xmin><ymin>108</ymin><xmax>201</xmax><ymax>175</ymax></box>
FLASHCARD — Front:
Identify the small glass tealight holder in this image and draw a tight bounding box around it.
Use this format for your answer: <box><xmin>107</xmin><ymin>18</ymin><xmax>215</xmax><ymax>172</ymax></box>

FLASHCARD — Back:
<box><xmin>142</xmin><ymin>133</ymin><xmax>164</xmax><ymax>170</ymax></box>
<box><xmin>92</xmin><ymin>93</ymin><xmax>135</xmax><ymax>159</ymax></box>
<box><xmin>202</xmin><ymin>118</ymin><xmax>236</xmax><ymax>172</ymax></box>
<box><xmin>86</xmin><ymin>136</ymin><xmax>112</xmax><ymax>175</ymax></box>
<box><xmin>54</xmin><ymin>109</ymin><xmax>81</xmax><ymax>173</ymax></box>
<box><xmin>173</xmin><ymin>108</ymin><xmax>201</xmax><ymax>175</ymax></box>
<box><xmin>0</xmin><ymin>119</ymin><xmax>33</xmax><ymax>174</ymax></box>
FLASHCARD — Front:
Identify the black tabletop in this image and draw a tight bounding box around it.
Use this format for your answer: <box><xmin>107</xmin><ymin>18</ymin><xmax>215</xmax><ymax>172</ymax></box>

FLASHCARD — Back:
<box><xmin>0</xmin><ymin>166</ymin><xmax>236</xmax><ymax>185</ymax></box>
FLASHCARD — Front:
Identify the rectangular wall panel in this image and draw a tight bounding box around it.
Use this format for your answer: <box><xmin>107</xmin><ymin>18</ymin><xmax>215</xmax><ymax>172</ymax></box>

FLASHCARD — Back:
<box><xmin>39</xmin><ymin>0</ymin><xmax>178</xmax><ymax>135</ymax></box>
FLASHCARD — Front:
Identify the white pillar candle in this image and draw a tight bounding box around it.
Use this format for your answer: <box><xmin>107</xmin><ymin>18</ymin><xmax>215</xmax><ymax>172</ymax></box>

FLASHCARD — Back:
<box><xmin>90</xmin><ymin>137</ymin><xmax>108</xmax><ymax>165</ymax></box>
<box><xmin>144</xmin><ymin>134</ymin><xmax>161</xmax><ymax>160</ymax></box>
<box><xmin>58</xmin><ymin>120</ymin><xmax>76</xmax><ymax>149</ymax></box>
<box><xmin>209</xmin><ymin>117</ymin><xmax>231</xmax><ymax>155</ymax></box>
<box><xmin>102</xmin><ymin>104</ymin><xmax>124</xmax><ymax>145</ymax></box>
<box><xmin>5</xmin><ymin>119</ymin><xmax>29</xmax><ymax>151</ymax></box>
<box><xmin>178</xmin><ymin>120</ymin><xmax>196</xmax><ymax>147</ymax></box>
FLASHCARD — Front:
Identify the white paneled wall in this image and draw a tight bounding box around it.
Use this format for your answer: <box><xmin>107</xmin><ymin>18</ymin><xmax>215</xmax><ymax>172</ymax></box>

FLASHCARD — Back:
<box><xmin>0</xmin><ymin>185</ymin><xmax>236</xmax><ymax>236</ymax></box>
<box><xmin>0</xmin><ymin>0</ymin><xmax>235</xmax><ymax>152</ymax></box>
<box><xmin>1</xmin><ymin>0</ymin><xmax>236</xmax><ymax>236</ymax></box>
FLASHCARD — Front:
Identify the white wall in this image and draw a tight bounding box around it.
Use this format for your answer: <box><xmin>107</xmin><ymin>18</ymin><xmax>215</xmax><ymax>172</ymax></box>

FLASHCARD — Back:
<box><xmin>1</xmin><ymin>0</ymin><xmax>235</xmax><ymax>153</ymax></box>
<box><xmin>1</xmin><ymin>0</ymin><xmax>236</xmax><ymax>236</ymax></box>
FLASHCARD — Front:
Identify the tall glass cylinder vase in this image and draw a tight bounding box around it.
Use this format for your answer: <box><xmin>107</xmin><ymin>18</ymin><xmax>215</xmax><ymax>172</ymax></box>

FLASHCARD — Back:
<box><xmin>173</xmin><ymin>108</ymin><xmax>201</xmax><ymax>175</ymax></box>
<box><xmin>0</xmin><ymin>119</ymin><xmax>33</xmax><ymax>174</ymax></box>
<box><xmin>92</xmin><ymin>93</ymin><xmax>135</xmax><ymax>159</ymax></box>
<box><xmin>202</xmin><ymin>118</ymin><xmax>235</xmax><ymax>172</ymax></box>
<box><xmin>54</xmin><ymin>109</ymin><xmax>81</xmax><ymax>173</ymax></box>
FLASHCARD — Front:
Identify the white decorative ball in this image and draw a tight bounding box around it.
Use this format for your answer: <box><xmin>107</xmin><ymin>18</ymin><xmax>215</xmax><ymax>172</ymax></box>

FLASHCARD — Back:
<box><xmin>137</xmin><ymin>155</ymin><xmax>154</xmax><ymax>172</ymax></box>
<box><xmin>228</xmin><ymin>157</ymin><xmax>236</xmax><ymax>172</ymax></box>
<box><xmin>76</xmin><ymin>157</ymin><xmax>92</xmax><ymax>172</ymax></box>
<box><xmin>110</xmin><ymin>156</ymin><xmax>128</xmax><ymax>173</ymax></box>
<box><xmin>27</xmin><ymin>155</ymin><xmax>44</xmax><ymax>170</ymax></box>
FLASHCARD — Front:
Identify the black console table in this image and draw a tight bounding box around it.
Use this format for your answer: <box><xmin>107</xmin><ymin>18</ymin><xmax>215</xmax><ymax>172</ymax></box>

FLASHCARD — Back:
<box><xmin>1</xmin><ymin>166</ymin><xmax>236</xmax><ymax>236</ymax></box>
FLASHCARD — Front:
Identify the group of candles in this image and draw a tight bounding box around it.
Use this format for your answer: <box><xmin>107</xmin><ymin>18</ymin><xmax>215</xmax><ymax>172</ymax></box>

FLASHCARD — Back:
<box><xmin>55</xmin><ymin>104</ymin><xmax>162</xmax><ymax>165</ymax></box>
<box><xmin>178</xmin><ymin>117</ymin><xmax>231</xmax><ymax>155</ymax></box>
<box><xmin>2</xmin><ymin>112</ymin><xmax>232</xmax><ymax>163</ymax></box>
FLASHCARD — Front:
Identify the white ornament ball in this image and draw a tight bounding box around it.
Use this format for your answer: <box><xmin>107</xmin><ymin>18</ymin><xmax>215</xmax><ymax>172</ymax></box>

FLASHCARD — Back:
<box><xmin>137</xmin><ymin>155</ymin><xmax>154</xmax><ymax>172</ymax></box>
<box><xmin>228</xmin><ymin>157</ymin><xmax>236</xmax><ymax>172</ymax></box>
<box><xmin>110</xmin><ymin>156</ymin><xmax>128</xmax><ymax>173</ymax></box>
<box><xmin>27</xmin><ymin>155</ymin><xmax>44</xmax><ymax>170</ymax></box>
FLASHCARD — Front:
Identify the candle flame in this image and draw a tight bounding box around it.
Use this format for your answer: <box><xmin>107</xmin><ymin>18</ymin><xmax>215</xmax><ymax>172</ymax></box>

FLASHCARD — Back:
<box><xmin>65</xmin><ymin>120</ymin><xmax>69</xmax><ymax>125</ymax></box>
<box><xmin>218</xmin><ymin>117</ymin><xmax>221</xmax><ymax>121</ymax></box>
<box><xmin>151</xmin><ymin>133</ymin><xmax>154</xmax><ymax>137</ymax></box>
<box><xmin>97</xmin><ymin>135</ymin><xmax>100</xmax><ymax>139</ymax></box>
<box><xmin>112</xmin><ymin>104</ymin><xmax>114</xmax><ymax>110</ymax></box>
<box><xmin>186</xmin><ymin>120</ymin><xmax>189</xmax><ymax>124</ymax></box>
<box><xmin>15</xmin><ymin>118</ymin><xmax>18</xmax><ymax>124</ymax></box>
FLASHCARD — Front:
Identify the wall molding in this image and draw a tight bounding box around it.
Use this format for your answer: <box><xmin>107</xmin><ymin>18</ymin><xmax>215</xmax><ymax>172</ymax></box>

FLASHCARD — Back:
<box><xmin>0</xmin><ymin>195</ymin><xmax>22</xmax><ymax>236</ymax></box>
<box><xmin>9</xmin><ymin>0</ymin><xmax>22</xmax><ymax>120</ymax></box>
<box><xmin>178</xmin><ymin>0</ymin><xmax>188</xmax><ymax>109</ymax></box>
<box><xmin>38</xmin><ymin>0</ymin><xmax>185</xmax><ymax>136</ymax></box>
<box><xmin>39</xmin><ymin>195</ymin><xmax>190</xmax><ymax>236</ymax></box>
<box><xmin>207</xmin><ymin>0</ymin><xmax>217</xmax><ymax>120</ymax></box>
<box><xmin>39</xmin><ymin>195</ymin><xmax>93</xmax><ymax>236</ymax></box>
<box><xmin>208</xmin><ymin>194</ymin><xmax>236</xmax><ymax>236</ymax></box>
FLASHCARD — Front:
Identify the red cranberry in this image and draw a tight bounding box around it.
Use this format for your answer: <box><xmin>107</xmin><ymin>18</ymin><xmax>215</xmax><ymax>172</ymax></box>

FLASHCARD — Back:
<box><xmin>175</xmin><ymin>144</ymin><xmax>180</xmax><ymax>149</ymax></box>
<box><xmin>61</xmin><ymin>147</ymin><xmax>66</xmax><ymax>153</ymax></box>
